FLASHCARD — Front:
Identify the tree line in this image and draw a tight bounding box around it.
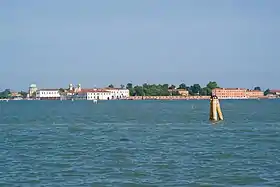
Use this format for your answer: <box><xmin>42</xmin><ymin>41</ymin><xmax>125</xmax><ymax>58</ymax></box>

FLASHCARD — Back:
<box><xmin>0</xmin><ymin>89</ymin><xmax>28</xmax><ymax>99</ymax></box>
<box><xmin>0</xmin><ymin>84</ymin><xmax>272</xmax><ymax>99</ymax></box>
<box><xmin>0</xmin><ymin>89</ymin><xmax>11</xmax><ymax>99</ymax></box>
<box><xmin>107</xmin><ymin>82</ymin><xmax>270</xmax><ymax>97</ymax></box>
<box><xmin>107</xmin><ymin>81</ymin><xmax>219</xmax><ymax>96</ymax></box>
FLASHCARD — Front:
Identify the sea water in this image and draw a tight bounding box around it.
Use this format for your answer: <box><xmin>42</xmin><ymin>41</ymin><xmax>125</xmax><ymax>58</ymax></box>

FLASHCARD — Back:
<box><xmin>1</xmin><ymin>100</ymin><xmax>280</xmax><ymax>186</ymax></box>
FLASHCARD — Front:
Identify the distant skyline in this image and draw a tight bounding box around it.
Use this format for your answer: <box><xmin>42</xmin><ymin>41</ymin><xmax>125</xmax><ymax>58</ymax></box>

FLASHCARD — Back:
<box><xmin>1</xmin><ymin>0</ymin><xmax>279</xmax><ymax>90</ymax></box>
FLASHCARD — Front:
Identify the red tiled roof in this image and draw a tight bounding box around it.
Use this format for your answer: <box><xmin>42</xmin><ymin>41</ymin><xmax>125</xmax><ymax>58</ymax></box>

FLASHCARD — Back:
<box><xmin>270</xmin><ymin>90</ymin><xmax>280</xmax><ymax>93</ymax></box>
<box><xmin>39</xmin><ymin>89</ymin><xmax>59</xmax><ymax>91</ymax></box>
<box><xmin>213</xmin><ymin>88</ymin><xmax>247</xmax><ymax>90</ymax></box>
<box><xmin>104</xmin><ymin>87</ymin><xmax>127</xmax><ymax>90</ymax></box>
<box><xmin>68</xmin><ymin>88</ymin><xmax>110</xmax><ymax>93</ymax></box>
<box><xmin>83</xmin><ymin>88</ymin><xmax>109</xmax><ymax>92</ymax></box>
<box><xmin>11</xmin><ymin>92</ymin><xmax>21</xmax><ymax>96</ymax></box>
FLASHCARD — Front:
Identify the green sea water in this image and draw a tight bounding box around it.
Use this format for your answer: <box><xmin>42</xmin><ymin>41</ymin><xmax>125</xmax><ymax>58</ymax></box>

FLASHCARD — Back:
<box><xmin>1</xmin><ymin>100</ymin><xmax>280</xmax><ymax>186</ymax></box>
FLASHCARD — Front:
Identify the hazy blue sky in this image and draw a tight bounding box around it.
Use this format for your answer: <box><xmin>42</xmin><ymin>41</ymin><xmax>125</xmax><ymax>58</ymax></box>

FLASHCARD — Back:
<box><xmin>1</xmin><ymin>0</ymin><xmax>279</xmax><ymax>90</ymax></box>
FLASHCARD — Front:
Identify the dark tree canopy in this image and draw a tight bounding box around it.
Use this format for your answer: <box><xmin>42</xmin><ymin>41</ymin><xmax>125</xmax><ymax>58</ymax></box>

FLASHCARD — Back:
<box><xmin>178</xmin><ymin>83</ymin><xmax>187</xmax><ymax>90</ymax></box>
<box><xmin>126</xmin><ymin>83</ymin><xmax>133</xmax><ymax>89</ymax></box>
<box><xmin>123</xmin><ymin>82</ymin><xmax>218</xmax><ymax>96</ymax></box>
<box><xmin>19</xmin><ymin>91</ymin><xmax>28</xmax><ymax>98</ymax></box>
<box><xmin>264</xmin><ymin>89</ymin><xmax>270</xmax><ymax>95</ymax></box>
<box><xmin>59</xmin><ymin>88</ymin><xmax>65</xmax><ymax>93</ymax></box>
<box><xmin>254</xmin><ymin>86</ymin><xmax>261</xmax><ymax>91</ymax></box>
<box><xmin>189</xmin><ymin>84</ymin><xmax>201</xmax><ymax>95</ymax></box>
<box><xmin>207</xmin><ymin>81</ymin><xmax>219</xmax><ymax>90</ymax></box>
<box><xmin>0</xmin><ymin>89</ymin><xmax>11</xmax><ymax>99</ymax></box>
<box><xmin>168</xmin><ymin>85</ymin><xmax>176</xmax><ymax>89</ymax></box>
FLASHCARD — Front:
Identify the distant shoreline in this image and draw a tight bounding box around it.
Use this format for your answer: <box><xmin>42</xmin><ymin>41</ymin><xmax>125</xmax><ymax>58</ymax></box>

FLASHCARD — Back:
<box><xmin>124</xmin><ymin>96</ymin><xmax>274</xmax><ymax>100</ymax></box>
<box><xmin>1</xmin><ymin>96</ymin><xmax>277</xmax><ymax>101</ymax></box>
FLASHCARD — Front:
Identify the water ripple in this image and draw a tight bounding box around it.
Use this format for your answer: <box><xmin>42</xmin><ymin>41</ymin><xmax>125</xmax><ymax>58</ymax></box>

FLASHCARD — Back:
<box><xmin>1</xmin><ymin>100</ymin><xmax>280</xmax><ymax>186</ymax></box>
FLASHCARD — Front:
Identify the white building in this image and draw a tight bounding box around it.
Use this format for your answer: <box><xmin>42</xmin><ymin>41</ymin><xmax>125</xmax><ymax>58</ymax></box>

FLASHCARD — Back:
<box><xmin>36</xmin><ymin>89</ymin><xmax>60</xmax><ymax>100</ymax></box>
<box><xmin>85</xmin><ymin>90</ymin><xmax>112</xmax><ymax>100</ymax></box>
<box><xmin>67</xmin><ymin>89</ymin><xmax>112</xmax><ymax>100</ymax></box>
<box><xmin>34</xmin><ymin>84</ymin><xmax>130</xmax><ymax>101</ymax></box>
<box><xmin>28</xmin><ymin>84</ymin><xmax>37</xmax><ymax>98</ymax></box>
<box><xmin>104</xmin><ymin>88</ymin><xmax>130</xmax><ymax>99</ymax></box>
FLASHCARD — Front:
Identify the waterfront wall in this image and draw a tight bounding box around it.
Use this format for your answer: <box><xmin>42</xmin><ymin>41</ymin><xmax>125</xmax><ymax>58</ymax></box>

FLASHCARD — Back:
<box><xmin>126</xmin><ymin>95</ymin><xmax>270</xmax><ymax>100</ymax></box>
<box><xmin>5</xmin><ymin>95</ymin><xmax>273</xmax><ymax>101</ymax></box>
<box><xmin>126</xmin><ymin>96</ymin><xmax>210</xmax><ymax>100</ymax></box>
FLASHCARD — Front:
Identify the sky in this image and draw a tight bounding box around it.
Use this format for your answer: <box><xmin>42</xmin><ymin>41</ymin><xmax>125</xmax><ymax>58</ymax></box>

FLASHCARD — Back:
<box><xmin>0</xmin><ymin>0</ymin><xmax>279</xmax><ymax>91</ymax></box>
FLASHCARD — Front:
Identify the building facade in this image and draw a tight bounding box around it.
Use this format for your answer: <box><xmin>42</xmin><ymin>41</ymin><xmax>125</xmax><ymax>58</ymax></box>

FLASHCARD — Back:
<box><xmin>212</xmin><ymin>88</ymin><xmax>264</xmax><ymax>99</ymax></box>
<box><xmin>36</xmin><ymin>89</ymin><xmax>60</xmax><ymax>100</ymax></box>
<box><xmin>33</xmin><ymin>83</ymin><xmax>130</xmax><ymax>101</ymax></box>
<box><xmin>212</xmin><ymin>88</ymin><xmax>247</xmax><ymax>99</ymax></box>
<box><xmin>104</xmin><ymin>88</ymin><xmax>130</xmax><ymax>99</ymax></box>
<box><xmin>269</xmin><ymin>90</ymin><xmax>280</xmax><ymax>96</ymax></box>
<box><xmin>168</xmin><ymin>89</ymin><xmax>189</xmax><ymax>96</ymax></box>
<box><xmin>246</xmin><ymin>90</ymin><xmax>264</xmax><ymax>98</ymax></box>
<box><xmin>67</xmin><ymin>87</ymin><xmax>114</xmax><ymax>100</ymax></box>
<box><xmin>86</xmin><ymin>90</ymin><xmax>112</xmax><ymax>100</ymax></box>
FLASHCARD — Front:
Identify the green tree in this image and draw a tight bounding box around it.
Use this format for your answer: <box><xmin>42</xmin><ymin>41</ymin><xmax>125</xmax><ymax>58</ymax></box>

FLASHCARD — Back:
<box><xmin>197</xmin><ymin>81</ymin><xmax>219</xmax><ymax>96</ymax></box>
<box><xmin>264</xmin><ymin>89</ymin><xmax>270</xmax><ymax>96</ymax></box>
<box><xmin>126</xmin><ymin>83</ymin><xmax>133</xmax><ymax>89</ymax></box>
<box><xmin>178</xmin><ymin>83</ymin><xmax>187</xmax><ymax>90</ymax></box>
<box><xmin>59</xmin><ymin>88</ymin><xmax>65</xmax><ymax>93</ymax></box>
<box><xmin>189</xmin><ymin>84</ymin><xmax>201</xmax><ymax>95</ymax></box>
<box><xmin>120</xmin><ymin>84</ymin><xmax>125</xmax><ymax>89</ymax></box>
<box><xmin>206</xmin><ymin>81</ymin><xmax>219</xmax><ymax>90</ymax></box>
<box><xmin>32</xmin><ymin>92</ymin><xmax>36</xmax><ymax>98</ymax></box>
<box><xmin>19</xmin><ymin>91</ymin><xmax>28</xmax><ymax>98</ymax></box>
<box><xmin>162</xmin><ymin>84</ymin><xmax>169</xmax><ymax>89</ymax></box>
<box><xmin>160</xmin><ymin>84</ymin><xmax>170</xmax><ymax>96</ymax></box>
<box><xmin>126</xmin><ymin>83</ymin><xmax>134</xmax><ymax>96</ymax></box>
<box><xmin>134</xmin><ymin>86</ymin><xmax>144</xmax><ymax>96</ymax></box>
<box><xmin>200</xmin><ymin>87</ymin><xmax>209</xmax><ymax>96</ymax></box>
<box><xmin>0</xmin><ymin>89</ymin><xmax>11</xmax><ymax>99</ymax></box>
<box><xmin>131</xmin><ymin>84</ymin><xmax>170</xmax><ymax>96</ymax></box>
<box><xmin>58</xmin><ymin>88</ymin><xmax>66</xmax><ymax>97</ymax></box>
<box><xmin>254</xmin><ymin>86</ymin><xmax>261</xmax><ymax>91</ymax></box>
<box><xmin>108</xmin><ymin>84</ymin><xmax>114</xmax><ymax>88</ymax></box>
<box><xmin>200</xmin><ymin>87</ymin><xmax>212</xmax><ymax>96</ymax></box>
<box><xmin>168</xmin><ymin>84</ymin><xmax>176</xmax><ymax>89</ymax></box>
<box><xmin>126</xmin><ymin>82</ymin><xmax>221</xmax><ymax>96</ymax></box>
